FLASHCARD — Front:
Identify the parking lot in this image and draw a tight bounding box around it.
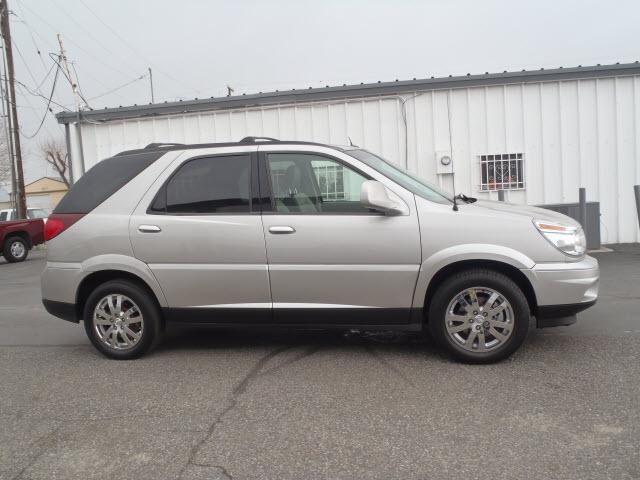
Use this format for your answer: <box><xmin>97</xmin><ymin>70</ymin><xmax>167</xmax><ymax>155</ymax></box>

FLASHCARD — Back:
<box><xmin>1</xmin><ymin>246</ymin><xmax>639</xmax><ymax>480</ymax></box>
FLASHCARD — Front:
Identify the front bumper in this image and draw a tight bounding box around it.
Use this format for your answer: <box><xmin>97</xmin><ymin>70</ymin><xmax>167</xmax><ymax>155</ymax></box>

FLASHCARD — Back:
<box><xmin>521</xmin><ymin>255</ymin><xmax>599</xmax><ymax>328</ymax></box>
<box><xmin>42</xmin><ymin>299</ymin><xmax>78</xmax><ymax>323</ymax></box>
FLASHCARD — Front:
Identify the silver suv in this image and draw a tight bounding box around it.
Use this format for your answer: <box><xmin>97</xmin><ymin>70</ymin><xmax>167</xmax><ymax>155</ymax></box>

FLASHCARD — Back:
<box><xmin>41</xmin><ymin>137</ymin><xmax>599</xmax><ymax>362</ymax></box>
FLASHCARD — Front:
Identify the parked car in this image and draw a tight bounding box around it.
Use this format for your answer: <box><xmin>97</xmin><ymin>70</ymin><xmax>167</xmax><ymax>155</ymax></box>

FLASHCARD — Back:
<box><xmin>0</xmin><ymin>207</ymin><xmax>50</xmax><ymax>223</ymax></box>
<box><xmin>41</xmin><ymin>137</ymin><xmax>599</xmax><ymax>362</ymax></box>
<box><xmin>0</xmin><ymin>217</ymin><xmax>44</xmax><ymax>262</ymax></box>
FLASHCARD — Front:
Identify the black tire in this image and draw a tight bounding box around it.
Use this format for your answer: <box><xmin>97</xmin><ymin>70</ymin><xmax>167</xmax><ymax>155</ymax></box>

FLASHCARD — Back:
<box><xmin>3</xmin><ymin>236</ymin><xmax>29</xmax><ymax>263</ymax></box>
<box><xmin>83</xmin><ymin>280</ymin><xmax>163</xmax><ymax>360</ymax></box>
<box><xmin>428</xmin><ymin>269</ymin><xmax>530</xmax><ymax>364</ymax></box>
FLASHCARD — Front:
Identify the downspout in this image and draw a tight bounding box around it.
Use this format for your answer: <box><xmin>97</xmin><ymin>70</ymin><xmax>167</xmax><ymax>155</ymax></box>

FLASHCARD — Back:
<box><xmin>64</xmin><ymin>122</ymin><xmax>74</xmax><ymax>184</ymax></box>
<box><xmin>76</xmin><ymin>112</ymin><xmax>86</xmax><ymax>176</ymax></box>
<box><xmin>392</xmin><ymin>93</ymin><xmax>425</xmax><ymax>169</ymax></box>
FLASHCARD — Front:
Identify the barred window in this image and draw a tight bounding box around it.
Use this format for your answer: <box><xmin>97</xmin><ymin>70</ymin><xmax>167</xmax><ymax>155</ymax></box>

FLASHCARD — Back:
<box><xmin>480</xmin><ymin>153</ymin><xmax>524</xmax><ymax>191</ymax></box>
<box><xmin>313</xmin><ymin>163</ymin><xmax>345</xmax><ymax>201</ymax></box>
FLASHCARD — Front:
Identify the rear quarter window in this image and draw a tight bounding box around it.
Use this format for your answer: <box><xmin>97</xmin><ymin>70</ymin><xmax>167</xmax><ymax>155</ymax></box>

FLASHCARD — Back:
<box><xmin>54</xmin><ymin>151</ymin><xmax>164</xmax><ymax>214</ymax></box>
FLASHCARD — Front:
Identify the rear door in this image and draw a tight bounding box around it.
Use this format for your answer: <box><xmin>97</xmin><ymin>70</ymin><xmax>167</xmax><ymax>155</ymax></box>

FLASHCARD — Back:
<box><xmin>129</xmin><ymin>146</ymin><xmax>272</xmax><ymax>323</ymax></box>
<box><xmin>259</xmin><ymin>145</ymin><xmax>422</xmax><ymax>325</ymax></box>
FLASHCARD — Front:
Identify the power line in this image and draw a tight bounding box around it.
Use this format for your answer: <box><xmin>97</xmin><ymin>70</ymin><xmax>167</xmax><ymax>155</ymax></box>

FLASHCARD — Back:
<box><xmin>88</xmin><ymin>72</ymin><xmax>148</xmax><ymax>101</ymax></box>
<box><xmin>18</xmin><ymin>0</ymin><xmax>141</xmax><ymax>107</ymax></box>
<box><xmin>17</xmin><ymin>0</ymin><xmax>134</xmax><ymax>79</ymax></box>
<box><xmin>51</xmin><ymin>0</ymin><xmax>141</xmax><ymax>73</ymax></box>
<box><xmin>11</xmin><ymin>37</ymin><xmax>41</xmax><ymax>90</ymax></box>
<box><xmin>77</xmin><ymin>0</ymin><xmax>203</xmax><ymax>96</ymax></box>
<box><xmin>47</xmin><ymin>52</ymin><xmax>91</xmax><ymax>109</ymax></box>
<box><xmin>32</xmin><ymin>59</ymin><xmax>54</xmax><ymax>90</ymax></box>
<box><xmin>71</xmin><ymin>61</ymin><xmax>91</xmax><ymax>109</ymax></box>
<box><xmin>13</xmin><ymin>77</ymin><xmax>71</xmax><ymax>112</ymax></box>
<box><xmin>19</xmin><ymin>60</ymin><xmax>60</xmax><ymax>138</ymax></box>
<box><xmin>10</xmin><ymin>7</ymin><xmax>66</xmax><ymax>109</ymax></box>
<box><xmin>9</xmin><ymin>9</ymin><xmax>48</xmax><ymax>72</ymax></box>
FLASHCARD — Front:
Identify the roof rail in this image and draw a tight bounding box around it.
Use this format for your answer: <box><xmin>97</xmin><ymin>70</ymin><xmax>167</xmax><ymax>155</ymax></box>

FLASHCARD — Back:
<box><xmin>239</xmin><ymin>136</ymin><xmax>279</xmax><ymax>144</ymax></box>
<box><xmin>144</xmin><ymin>142</ymin><xmax>186</xmax><ymax>149</ymax></box>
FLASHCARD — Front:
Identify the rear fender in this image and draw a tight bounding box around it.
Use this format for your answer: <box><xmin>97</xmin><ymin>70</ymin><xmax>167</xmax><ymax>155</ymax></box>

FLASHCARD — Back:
<box><xmin>80</xmin><ymin>254</ymin><xmax>169</xmax><ymax>307</ymax></box>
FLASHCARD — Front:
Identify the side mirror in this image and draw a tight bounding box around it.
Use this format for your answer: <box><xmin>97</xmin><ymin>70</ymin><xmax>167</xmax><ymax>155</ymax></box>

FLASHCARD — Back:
<box><xmin>360</xmin><ymin>180</ymin><xmax>406</xmax><ymax>215</ymax></box>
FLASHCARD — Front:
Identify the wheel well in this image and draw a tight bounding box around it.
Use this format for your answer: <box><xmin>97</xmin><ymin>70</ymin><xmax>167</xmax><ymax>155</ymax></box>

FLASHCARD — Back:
<box><xmin>2</xmin><ymin>231</ymin><xmax>31</xmax><ymax>249</ymax></box>
<box><xmin>75</xmin><ymin>270</ymin><xmax>162</xmax><ymax>321</ymax></box>
<box><xmin>423</xmin><ymin>260</ymin><xmax>537</xmax><ymax>318</ymax></box>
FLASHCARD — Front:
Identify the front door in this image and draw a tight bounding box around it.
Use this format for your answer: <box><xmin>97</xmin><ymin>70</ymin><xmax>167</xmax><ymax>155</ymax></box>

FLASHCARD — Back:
<box><xmin>260</xmin><ymin>149</ymin><xmax>421</xmax><ymax>325</ymax></box>
<box><xmin>130</xmin><ymin>148</ymin><xmax>271</xmax><ymax>323</ymax></box>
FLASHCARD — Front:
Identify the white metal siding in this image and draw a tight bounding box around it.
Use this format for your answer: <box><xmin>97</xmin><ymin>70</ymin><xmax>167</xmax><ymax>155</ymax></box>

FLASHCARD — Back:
<box><xmin>71</xmin><ymin>75</ymin><xmax>640</xmax><ymax>243</ymax></box>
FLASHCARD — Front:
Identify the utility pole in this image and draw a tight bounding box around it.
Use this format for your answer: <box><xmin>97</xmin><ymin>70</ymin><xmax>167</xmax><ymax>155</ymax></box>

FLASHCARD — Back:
<box><xmin>226</xmin><ymin>85</ymin><xmax>234</xmax><ymax>97</ymax></box>
<box><xmin>57</xmin><ymin>34</ymin><xmax>86</xmax><ymax>175</ymax></box>
<box><xmin>0</xmin><ymin>0</ymin><xmax>26</xmax><ymax>218</ymax></box>
<box><xmin>0</xmin><ymin>44</ymin><xmax>16</xmax><ymax>210</ymax></box>
<box><xmin>57</xmin><ymin>34</ymin><xmax>82</xmax><ymax>112</ymax></box>
<box><xmin>148</xmin><ymin>67</ymin><xmax>154</xmax><ymax>103</ymax></box>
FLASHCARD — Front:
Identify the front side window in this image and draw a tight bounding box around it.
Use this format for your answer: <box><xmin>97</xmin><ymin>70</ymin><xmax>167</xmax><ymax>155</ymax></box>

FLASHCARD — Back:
<box><xmin>347</xmin><ymin>149</ymin><xmax>453</xmax><ymax>205</ymax></box>
<box><xmin>157</xmin><ymin>155</ymin><xmax>251</xmax><ymax>214</ymax></box>
<box><xmin>267</xmin><ymin>153</ymin><xmax>370</xmax><ymax>214</ymax></box>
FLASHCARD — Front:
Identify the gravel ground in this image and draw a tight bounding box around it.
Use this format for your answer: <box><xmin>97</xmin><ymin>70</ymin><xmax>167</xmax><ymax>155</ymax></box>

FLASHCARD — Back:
<box><xmin>1</xmin><ymin>246</ymin><xmax>639</xmax><ymax>480</ymax></box>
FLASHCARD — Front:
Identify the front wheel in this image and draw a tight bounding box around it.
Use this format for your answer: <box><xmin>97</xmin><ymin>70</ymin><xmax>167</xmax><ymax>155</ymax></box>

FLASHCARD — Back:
<box><xmin>428</xmin><ymin>269</ymin><xmax>530</xmax><ymax>363</ymax></box>
<box><xmin>83</xmin><ymin>280</ymin><xmax>162</xmax><ymax>359</ymax></box>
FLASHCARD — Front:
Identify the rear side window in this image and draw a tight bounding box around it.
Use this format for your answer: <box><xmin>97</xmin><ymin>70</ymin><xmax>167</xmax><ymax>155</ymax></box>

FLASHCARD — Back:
<box><xmin>151</xmin><ymin>155</ymin><xmax>251</xmax><ymax>214</ymax></box>
<box><xmin>54</xmin><ymin>151</ymin><xmax>164</xmax><ymax>214</ymax></box>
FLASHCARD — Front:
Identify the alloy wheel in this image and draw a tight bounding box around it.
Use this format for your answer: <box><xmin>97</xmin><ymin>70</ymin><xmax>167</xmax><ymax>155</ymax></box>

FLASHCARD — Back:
<box><xmin>444</xmin><ymin>286</ymin><xmax>514</xmax><ymax>352</ymax></box>
<box><xmin>93</xmin><ymin>294</ymin><xmax>144</xmax><ymax>351</ymax></box>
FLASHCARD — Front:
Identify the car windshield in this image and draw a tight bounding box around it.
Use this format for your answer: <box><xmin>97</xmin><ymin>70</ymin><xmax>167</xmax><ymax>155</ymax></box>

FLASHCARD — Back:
<box><xmin>347</xmin><ymin>149</ymin><xmax>453</xmax><ymax>205</ymax></box>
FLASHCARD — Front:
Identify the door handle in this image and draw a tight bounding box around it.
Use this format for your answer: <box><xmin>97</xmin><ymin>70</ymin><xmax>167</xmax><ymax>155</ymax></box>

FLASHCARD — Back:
<box><xmin>138</xmin><ymin>225</ymin><xmax>162</xmax><ymax>233</ymax></box>
<box><xmin>269</xmin><ymin>225</ymin><xmax>296</xmax><ymax>234</ymax></box>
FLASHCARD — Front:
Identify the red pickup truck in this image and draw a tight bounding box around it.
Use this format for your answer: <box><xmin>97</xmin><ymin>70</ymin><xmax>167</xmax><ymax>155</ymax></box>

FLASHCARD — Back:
<box><xmin>0</xmin><ymin>218</ymin><xmax>44</xmax><ymax>263</ymax></box>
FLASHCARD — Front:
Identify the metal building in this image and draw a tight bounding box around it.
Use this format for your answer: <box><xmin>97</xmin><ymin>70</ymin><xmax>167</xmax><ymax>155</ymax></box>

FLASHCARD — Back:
<box><xmin>57</xmin><ymin>62</ymin><xmax>640</xmax><ymax>244</ymax></box>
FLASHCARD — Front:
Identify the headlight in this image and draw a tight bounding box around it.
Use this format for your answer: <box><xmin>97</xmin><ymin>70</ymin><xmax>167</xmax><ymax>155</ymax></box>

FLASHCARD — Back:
<box><xmin>533</xmin><ymin>220</ymin><xmax>586</xmax><ymax>256</ymax></box>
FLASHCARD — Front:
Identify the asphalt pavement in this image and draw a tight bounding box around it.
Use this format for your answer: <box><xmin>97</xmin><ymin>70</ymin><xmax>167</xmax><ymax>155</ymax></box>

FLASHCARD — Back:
<box><xmin>1</xmin><ymin>246</ymin><xmax>639</xmax><ymax>480</ymax></box>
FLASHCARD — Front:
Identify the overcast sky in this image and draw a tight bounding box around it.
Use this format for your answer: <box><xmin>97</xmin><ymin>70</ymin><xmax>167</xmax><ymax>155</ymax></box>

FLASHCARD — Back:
<box><xmin>6</xmin><ymin>0</ymin><xmax>640</xmax><ymax>184</ymax></box>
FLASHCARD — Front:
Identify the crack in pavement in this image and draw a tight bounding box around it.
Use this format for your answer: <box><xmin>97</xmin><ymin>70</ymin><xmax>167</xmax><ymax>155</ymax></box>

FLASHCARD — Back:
<box><xmin>186</xmin><ymin>463</ymin><xmax>233</xmax><ymax>480</ymax></box>
<box><xmin>178</xmin><ymin>345</ymin><xmax>292</xmax><ymax>480</ymax></box>
<box><xmin>258</xmin><ymin>345</ymin><xmax>321</xmax><ymax>377</ymax></box>
<box><xmin>11</xmin><ymin>426</ymin><xmax>62</xmax><ymax>480</ymax></box>
<box><xmin>365</xmin><ymin>344</ymin><xmax>416</xmax><ymax>388</ymax></box>
<box><xmin>215</xmin><ymin>465</ymin><xmax>233</xmax><ymax>480</ymax></box>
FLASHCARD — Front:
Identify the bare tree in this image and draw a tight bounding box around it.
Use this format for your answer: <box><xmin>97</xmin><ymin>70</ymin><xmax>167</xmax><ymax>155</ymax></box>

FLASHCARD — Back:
<box><xmin>40</xmin><ymin>138</ymin><xmax>70</xmax><ymax>187</ymax></box>
<box><xmin>0</xmin><ymin>124</ymin><xmax>12</xmax><ymax>187</ymax></box>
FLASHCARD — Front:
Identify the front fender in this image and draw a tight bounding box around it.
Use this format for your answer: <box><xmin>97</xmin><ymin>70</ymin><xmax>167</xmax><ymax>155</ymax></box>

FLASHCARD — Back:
<box><xmin>412</xmin><ymin>244</ymin><xmax>535</xmax><ymax>308</ymax></box>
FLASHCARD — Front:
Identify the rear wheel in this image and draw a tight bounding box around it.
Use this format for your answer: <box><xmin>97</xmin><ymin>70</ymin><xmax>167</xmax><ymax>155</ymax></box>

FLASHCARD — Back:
<box><xmin>83</xmin><ymin>280</ymin><xmax>162</xmax><ymax>359</ymax></box>
<box><xmin>428</xmin><ymin>269</ymin><xmax>530</xmax><ymax>363</ymax></box>
<box><xmin>3</xmin><ymin>236</ymin><xmax>28</xmax><ymax>263</ymax></box>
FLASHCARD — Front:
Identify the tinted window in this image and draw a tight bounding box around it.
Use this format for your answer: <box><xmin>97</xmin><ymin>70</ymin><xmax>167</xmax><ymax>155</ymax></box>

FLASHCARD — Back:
<box><xmin>54</xmin><ymin>151</ymin><xmax>164</xmax><ymax>214</ymax></box>
<box><xmin>267</xmin><ymin>153</ymin><xmax>370</xmax><ymax>214</ymax></box>
<box><xmin>164</xmin><ymin>155</ymin><xmax>251</xmax><ymax>214</ymax></box>
<box><xmin>0</xmin><ymin>211</ymin><xmax>7</xmax><ymax>221</ymax></box>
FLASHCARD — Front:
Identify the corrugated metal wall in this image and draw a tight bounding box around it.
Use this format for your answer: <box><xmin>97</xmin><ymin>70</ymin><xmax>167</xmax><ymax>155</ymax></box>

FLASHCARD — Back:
<box><xmin>71</xmin><ymin>75</ymin><xmax>640</xmax><ymax>243</ymax></box>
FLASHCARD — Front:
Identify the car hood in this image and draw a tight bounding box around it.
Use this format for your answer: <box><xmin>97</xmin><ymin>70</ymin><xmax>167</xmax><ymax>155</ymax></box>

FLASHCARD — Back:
<box><xmin>463</xmin><ymin>199</ymin><xmax>580</xmax><ymax>226</ymax></box>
